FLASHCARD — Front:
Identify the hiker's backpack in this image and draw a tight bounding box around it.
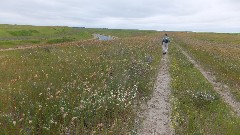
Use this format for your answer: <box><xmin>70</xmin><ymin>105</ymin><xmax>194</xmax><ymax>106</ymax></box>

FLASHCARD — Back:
<box><xmin>163</xmin><ymin>37</ymin><xmax>169</xmax><ymax>43</ymax></box>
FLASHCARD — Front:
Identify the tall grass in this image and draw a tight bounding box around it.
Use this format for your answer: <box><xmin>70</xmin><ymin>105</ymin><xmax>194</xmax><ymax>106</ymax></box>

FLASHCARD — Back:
<box><xmin>0</xmin><ymin>36</ymin><xmax>161</xmax><ymax>134</ymax></box>
<box><xmin>169</xmin><ymin>44</ymin><xmax>240</xmax><ymax>134</ymax></box>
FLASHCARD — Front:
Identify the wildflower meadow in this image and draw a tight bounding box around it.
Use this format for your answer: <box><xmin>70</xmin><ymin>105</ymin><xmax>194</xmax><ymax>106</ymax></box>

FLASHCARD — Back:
<box><xmin>0</xmin><ymin>31</ymin><xmax>161</xmax><ymax>134</ymax></box>
<box><xmin>1</xmin><ymin>25</ymin><xmax>240</xmax><ymax>134</ymax></box>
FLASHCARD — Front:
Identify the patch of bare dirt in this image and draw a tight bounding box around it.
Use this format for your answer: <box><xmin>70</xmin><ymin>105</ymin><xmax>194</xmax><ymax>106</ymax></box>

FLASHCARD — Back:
<box><xmin>137</xmin><ymin>55</ymin><xmax>174</xmax><ymax>135</ymax></box>
<box><xmin>0</xmin><ymin>39</ymin><xmax>96</xmax><ymax>52</ymax></box>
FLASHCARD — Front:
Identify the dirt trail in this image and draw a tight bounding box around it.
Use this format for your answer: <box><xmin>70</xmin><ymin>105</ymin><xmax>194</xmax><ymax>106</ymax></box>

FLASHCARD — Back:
<box><xmin>0</xmin><ymin>46</ymin><xmax>37</xmax><ymax>52</ymax></box>
<box><xmin>0</xmin><ymin>34</ymin><xmax>114</xmax><ymax>52</ymax></box>
<box><xmin>0</xmin><ymin>39</ymin><xmax>95</xmax><ymax>52</ymax></box>
<box><xmin>177</xmin><ymin>44</ymin><xmax>240</xmax><ymax>117</ymax></box>
<box><xmin>137</xmin><ymin>55</ymin><xmax>174</xmax><ymax>135</ymax></box>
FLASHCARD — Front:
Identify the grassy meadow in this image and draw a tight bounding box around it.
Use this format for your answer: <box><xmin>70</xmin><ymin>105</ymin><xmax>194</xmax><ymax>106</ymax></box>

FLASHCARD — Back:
<box><xmin>0</xmin><ymin>24</ymin><xmax>156</xmax><ymax>49</ymax></box>
<box><xmin>1</xmin><ymin>24</ymin><xmax>240</xmax><ymax>134</ymax></box>
<box><xmin>169</xmin><ymin>43</ymin><xmax>240</xmax><ymax>134</ymax></box>
<box><xmin>0</xmin><ymin>26</ymin><xmax>161</xmax><ymax>134</ymax></box>
<box><xmin>173</xmin><ymin>32</ymin><xmax>240</xmax><ymax>101</ymax></box>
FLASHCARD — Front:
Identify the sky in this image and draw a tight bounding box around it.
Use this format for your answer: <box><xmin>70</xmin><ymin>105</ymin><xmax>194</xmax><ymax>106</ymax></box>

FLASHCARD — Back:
<box><xmin>0</xmin><ymin>0</ymin><xmax>240</xmax><ymax>33</ymax></box>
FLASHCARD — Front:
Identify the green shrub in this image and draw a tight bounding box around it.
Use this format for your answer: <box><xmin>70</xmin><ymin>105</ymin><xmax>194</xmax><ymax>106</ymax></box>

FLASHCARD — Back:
<box><xmin>47</xmin><ymin>37</ymin><xmax>74</xmax><ymax>44</ymax></box>
<box><xmin>8</xmin><ymin>30</ymin><xmax>39</xmax><ymax>36</ymax></box>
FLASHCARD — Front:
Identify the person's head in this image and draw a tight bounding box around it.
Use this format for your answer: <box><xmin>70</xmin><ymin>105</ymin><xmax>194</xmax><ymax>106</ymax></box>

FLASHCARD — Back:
<box><xmin>165</xmin><ymin>33</ymin><xmax>168</xmax><ymax>36</ymax></box>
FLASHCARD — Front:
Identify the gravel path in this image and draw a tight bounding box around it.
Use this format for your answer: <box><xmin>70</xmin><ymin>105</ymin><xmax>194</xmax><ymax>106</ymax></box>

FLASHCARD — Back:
<box><xmin>137</xmin><ymin>54</ymin><xmax>174</xmax><ymax>135</ymax></box>
<box><xmin>177</xmin><ymin>44</ymin><xmax>240</xmax><ymax>117</ymax></box>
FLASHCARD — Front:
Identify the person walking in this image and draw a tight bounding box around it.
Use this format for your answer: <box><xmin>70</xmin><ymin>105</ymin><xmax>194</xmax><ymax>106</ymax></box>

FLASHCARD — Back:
<box><xmin>162</xmin><ymin>34</ymin><xmax>170</xmax><ymax>55</ymax></box>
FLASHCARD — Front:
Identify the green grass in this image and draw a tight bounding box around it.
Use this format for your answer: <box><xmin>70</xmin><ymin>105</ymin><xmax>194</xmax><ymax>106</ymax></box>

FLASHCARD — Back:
<box><xmin>0</xmin><ymin>35</ymin><xmax>161</xmax><ymax>134</ymax></box>
<box><xmin>187</xmin><ymin>32</ymin><xmax>240</xmax><ymax>45</ymax></box>
<box><xmin>0</xmin><ymin>25</ymin><xmax>93</xmax><ymax>48</ymax></box>
<box><xmin>46</xmin><ymin>37</ymin><xmax>75</xmax><ymax>44</ymax></box>
<box><xmin>0</xmin><ymin>40</ymin><xmax>41</xmax><ymax>48</ymax></box>
<box><xmin>8</xmin><ymin>30</ymin><xmax>39</xmax><ymax>36</ymax></box>
<box><xmin>0</xmin><ymin>24</ymin><xmax>157</xmax><ymax>49</ymax></box>
<box><xmin>3</xmin><ymin>28</ymin><xmax>240</xmax><ymax>134</ymax></box>
<box><xmin>83</xmin><ymin>28</ymin><xmax>157</xmax><ymax>38</ymax></box>
<box><xmin>174</xmin><ymin>32</ymin><xmax>240</xmax><ymax>101</ymax></box>
<box><xmin>169</xmin><ymin>44</ymin><xmax>240</xmax><ymax>134</ymax></box>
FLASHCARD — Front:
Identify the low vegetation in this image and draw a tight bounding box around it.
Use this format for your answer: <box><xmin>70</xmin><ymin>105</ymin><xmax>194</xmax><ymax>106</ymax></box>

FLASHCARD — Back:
<box><xmin>0</xmin><ymin>34</ymin><xmax>161</xmax><ymax>134</ymax></box>
<box><xmin>0</xmin><ymin>24</ymin><xmax>157</xmax><ymax>49</ymax></box>
<box><xmin>1</xmin><ymin>25</ymin><xmax>240</xmax><ymax>134</ymax></box>
<box><xmin>174</xmin><ymin>32</ymin><xmax>240</xmax><ymax>101</ymax></box>
<box><xmin>8</xmin><ymin>30</ymin><xmax>39</xmax><ymax>36</ymax></box>
<box><xmin>169</xmin><ymin>44</ymin><xmax>240</xmax><ymax>134</ymax></box>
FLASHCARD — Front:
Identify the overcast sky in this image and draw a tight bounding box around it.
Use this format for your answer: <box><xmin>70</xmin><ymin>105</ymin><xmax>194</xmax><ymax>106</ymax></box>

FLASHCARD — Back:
<box><xmin>0</xmin><ymin>0</ymin><xmax>240</xmax><ymax>32</ymax></box>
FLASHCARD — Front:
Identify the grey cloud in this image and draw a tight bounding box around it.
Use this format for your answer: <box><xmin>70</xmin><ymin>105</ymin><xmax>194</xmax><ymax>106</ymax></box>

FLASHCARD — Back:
<box><xmin>0</xmin><ymin>0</ymin><xmax>240</xmax><ymax>32</ymax></box>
